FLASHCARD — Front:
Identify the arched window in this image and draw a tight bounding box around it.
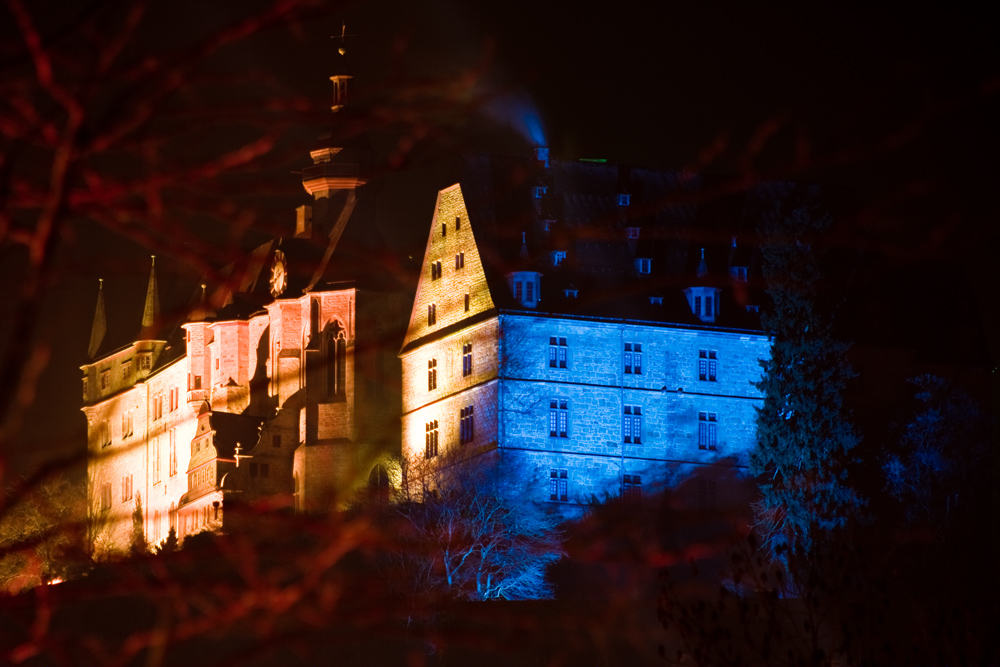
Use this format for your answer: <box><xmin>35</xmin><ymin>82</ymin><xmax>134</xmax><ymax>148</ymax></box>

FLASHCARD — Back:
<box><xmin>324</xmin><ymin>321</ymin><xmax>346</xmax><ymax>400</ymax></box>
<box><xmin>368</xmin><ymin>465</ymin><xmax>390</xmax><ymax>503</ymax></box>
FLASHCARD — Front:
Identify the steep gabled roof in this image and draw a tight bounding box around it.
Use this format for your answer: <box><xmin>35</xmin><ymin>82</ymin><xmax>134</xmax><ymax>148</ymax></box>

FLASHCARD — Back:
<box><xmin>455</xmin><ymin>153</ymin><xmax>783</xmax><ymax>329</ymax></box>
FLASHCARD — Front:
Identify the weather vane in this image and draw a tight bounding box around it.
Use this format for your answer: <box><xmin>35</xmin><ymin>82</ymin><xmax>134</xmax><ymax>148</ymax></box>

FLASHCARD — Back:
<box><xmin>331</xmin><ymin>22</ymin><xmax>352</xmax><ymax>56</ymax></box>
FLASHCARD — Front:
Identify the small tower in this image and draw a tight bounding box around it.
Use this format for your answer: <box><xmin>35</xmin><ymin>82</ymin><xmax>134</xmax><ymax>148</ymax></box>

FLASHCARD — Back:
<box><xmin>329</xmin><ymin>22</ymin><xmax>352</xmax><ymax>113</ymax></box>
<box><xmin>140</xmin><ymin>255</ymin><xmax>160</xmax><ymax>337</ymax></box>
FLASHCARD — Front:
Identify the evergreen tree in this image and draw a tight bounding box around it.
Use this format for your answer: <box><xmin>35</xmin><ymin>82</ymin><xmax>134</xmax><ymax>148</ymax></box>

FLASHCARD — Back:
<box><xmin>130</xmin><ymin>494</ymin><xmax>147</xmax><ymax>556</ymax></box>
<box><xmin>750</xmin><ymin>190</ymin><xmax>861</xmax><ymax>556</ymax></box>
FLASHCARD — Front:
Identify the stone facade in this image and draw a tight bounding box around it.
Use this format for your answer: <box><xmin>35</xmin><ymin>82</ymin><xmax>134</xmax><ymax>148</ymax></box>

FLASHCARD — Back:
<box><xmin>401</xmin><ymin>159</ymin><xmax>774</xmax><ymax>516</ymax></box>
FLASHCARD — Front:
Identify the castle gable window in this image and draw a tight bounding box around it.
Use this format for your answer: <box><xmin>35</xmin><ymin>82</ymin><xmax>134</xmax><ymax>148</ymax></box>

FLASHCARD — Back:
<box><xmin>462</xmin><ymin>343</ymin><xmax>473</xmax><ymax>377</ymax></box>
<box><xmin>428</xmin><ymin>358</ymin><xmax>437</xmax><ymax>391</ymax></box>
<box><xmin>100</xmin><ymin>370</ymin><xmax>110</xmax><ymax>391</ymax></box>
<box><xmin>455</xmin><ymin>252</ymin><xmax>465</xmax><ymax>269</ymax></box>
<box><xmin>549</xmin><ymin>469</ymin><xmax>568</xmax><ymax>502</ymax></box>
<box><xmin>623</xmin><ymin>474</ymin><xmax>642</xmax><ymax>502</ymax></box>
<box><xmin>549</xmin><ymin>399</ymin><xmax>569</xmax><ymax>438</ymax></box>
<box><xmin>731</xmin><ymin>266</ymin><xmax>748</xmax><ymax>282</ymax></box>
<box><xmin>550</xmin><ymin>251</ymin><xmax>566</xmax><ymax>267</ymax></box>
<box><xmin>623</xmin><ymin>405</ymin><xmax>642</xmax><ymax>444</ymax></box>
<box><xmin>425</xmin><ymin>420</ymin><xmax>439</xmax><ymax>458</ymax></box>
<box><xmin>624</xmin><ymin>343</ymin><xmax>642</xmax><ymax>374</ymax></box>
<box><xmin>431</xmin><ymin>261</ymin><xmax>442</xmax><ymax>280</ymax></box>
<box><xmin>548</xmin><ymin>337</ymin><xmax>568</xmax><ymax>369</ymax></box>
<box><xmin>698</xmin><ymin>412</ymin><xmax>718</xmax><ymax>450</ymax></box>
<box><xmin>699</xmin><ymin>350</ymin><xmax>717</xmax><ymax>382</ymax></box>
<box><xmin>100</xmin><ymin>483</ymin><xmax>111</xmax><ymax>511</ymax></box>
<box><xmin>138</xmin><ymin>354</ymin><xmax>151</xmax><ymax>371</ymax></box>
<box><xmin>618</xmin><ymin>194</ymin><xmax>631</xmax><ymax>206</ymax></box>
<box><xmin>428</xmin><ymin>304</ymin><xmax>437</xmax><ymax>326</ymax></box>
<box><xmin>635</xmin><ymin>258</ymin><xmax>651</xmax><ymax>274</ymax></box>
<box><xmin>508</xmin><ymin>271</ymin><xmax>541</xmax><ymax>308</ymax></box>
<box><xmin>627</xmin><ymin>226</ymin><xmax>640</xmax><ymax>239</ymax></box>
<box><xmin>460</xmin><ymin>405</ymin><xmax>475</xmax><ymax>444</ymax></box>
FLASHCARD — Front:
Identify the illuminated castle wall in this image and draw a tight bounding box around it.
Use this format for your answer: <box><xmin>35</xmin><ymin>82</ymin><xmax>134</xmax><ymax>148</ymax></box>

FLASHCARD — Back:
<box><xmin>81</xmin><ymin>52</ymin><xmax>405</xmax><ymax>553</ymax></box>
<box><xmin>401</xmin><ymin>154</ymin><xmax>775</xmax><ymax>513</ymax></box>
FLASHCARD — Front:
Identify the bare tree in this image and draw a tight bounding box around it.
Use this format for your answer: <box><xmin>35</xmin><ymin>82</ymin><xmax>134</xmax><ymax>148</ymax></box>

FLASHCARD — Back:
<box><xmin>397</xmin><ymin>448</ymin><xmax>564</xmax><ymax>601</ymax></box>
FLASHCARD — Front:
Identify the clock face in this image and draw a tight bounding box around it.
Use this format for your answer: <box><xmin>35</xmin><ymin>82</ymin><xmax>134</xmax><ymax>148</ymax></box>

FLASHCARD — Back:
<box><xmin>269</xmin><ymin>250</ymin><xmax>287</xmax><ymax>297</ymax></box>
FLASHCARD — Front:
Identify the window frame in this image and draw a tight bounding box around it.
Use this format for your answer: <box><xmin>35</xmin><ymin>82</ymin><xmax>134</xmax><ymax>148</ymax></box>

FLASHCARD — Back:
<box><xmin>427</xmin><ymin>358</ymin><xmax>437</xmax><ymax>391</ymax></box>
<box><xmin>698</xmin><ymin>411</ymin><xmax>718</xmax><ymax>450</ymax></box>
<box><xmin>549</xmin><ymin>469</ymin><xmax>568</xmax><ymax>502</ymax></box>
<box><xmin>623</xmin><ymin>405</ymin><xmax>642</xmax><ymax>444</ymax></box>
<box><xmin>549</xmin><ymin>399</ymin><xmax>569</xmax><ymax>438</ymax></box>
<box><xmin>548</xmin><ymin>336</ymin><xmax>568</xmax><ymax>369</ymax></box>
<box><xmin>425</xmin><ymin>420</ymin><xmax>439</xmax><ymax>458</ymax></box>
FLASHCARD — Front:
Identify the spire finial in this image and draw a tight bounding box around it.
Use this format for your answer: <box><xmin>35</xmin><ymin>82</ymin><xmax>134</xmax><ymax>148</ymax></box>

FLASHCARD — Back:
<box><xmin>88</xmin><ymin>279</ymin><xmax>107</xmax><ymax>360</ymax></box>
<box><xmin>141</xmin><ymin>255</ymin><xmax>160</xmax><ymax>334</ymax></box>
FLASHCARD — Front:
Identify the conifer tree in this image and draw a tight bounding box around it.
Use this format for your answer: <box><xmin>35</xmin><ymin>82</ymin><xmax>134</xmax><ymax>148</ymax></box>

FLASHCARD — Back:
<box><xmin>750</xmin><ymin>189</ymin><xmax>861</xmax><ymax>556</ymax></box>
<box><xmin>131</xmin><ymin>495</ymin><xmax>147</xmax><ymax>556</ymax></box>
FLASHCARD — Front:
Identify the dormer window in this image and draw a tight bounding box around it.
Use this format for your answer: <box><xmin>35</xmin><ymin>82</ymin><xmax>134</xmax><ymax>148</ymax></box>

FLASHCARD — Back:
<box><xmin>649</xmin><ymin>296</ymin><xmax>663</xmax><ymax>305</ymax></box>
<box><xmin>635</xmin><ymin>258</ymin><xmax>651</xmax><ymax>274</ymax></box>
<box><xmin>551</xmin><ymin>251</ymin><xmax>566</xmax><ymax>267</ymax></box>
<box><xmin>626</xmin><ymin>227</ymin><xmax>640</xmax><ymax>240</ymax></box>
<box><xmin>508</xmin><ymin>271</ymin><xmax>541</xmax><ymax>308</ymax></box>
<box><xmin>533</xmin><ymin>186</ymin><xmax>547</xmax><ymax>199</ymax></box>
<box><xmin>731</xmin><ymin>266</ymin><xmax>748</xmax><ymax>282</ymax></box>
<box><xmin>684</xmin><ymin>286</ymin><xmax>722</xmax><ymax>323</ymax></box>
<box><xmin>618</xmin><ymin>194</ymin><xmax>631</xmax><ymax>206</ymax></box>
<box><xmin>564</xmin><ymin>288</ymin><xmax>578</xmax><ymax>298</ymax></box>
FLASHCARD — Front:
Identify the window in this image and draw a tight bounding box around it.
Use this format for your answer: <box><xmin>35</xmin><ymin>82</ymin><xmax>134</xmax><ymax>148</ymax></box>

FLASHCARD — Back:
<box><xmin>455</xmin><ymin>216</ymin><xmax>461</xmax><ymax>230</ymax></box>
<box><xmin>618</xmin><ymin>194</ymin><xmax>631</xmax><ymax>206</ymax></box>
<box><xmin>460</xmin><ymin>405</ymin><xmax>475</xmax><ymax>444</ymax></box>
<box><xmin>273</xmin><ymin>434</ymin><xmax>281</xmax><ymax>448</ymax></box>
<box><xmin>549</xmin><ymin>399</ymin><xmax>568</xmax><ymax>438</ymax></box>
<box><xmin>455</xmin><ymin>252</ymin><xmax>465</xmax><ymax>269</ymax></box>
<box><xmin>698</xmin><ymin>412</ymin><xmax>718</xmax><ymax>450</ymax></box>
<box><xmin>121</xmin><ymin>410</ymin><xmax>133</xmax><ymax>439</ymax></box>
<box><xmin>261</xmin><ymin>463</ymin><xmax>269</xmax><ymax>478</ymax></box>
<box><xmin>694</xmin><ymin>296</ymin><xmax>701</xmax><ymax>317</ymax></box>
<box><xmin>250</xmin><ymin>463</ymin><xmax>258</xmax><ymax>477</ymax></box>
<box><xmin>193</xmin><ymin>375</ymin><xmax>202</xmax><ymax>390</ymax></box>
<box><xmin>100</xmin><ymin>370</ymin><xmax>110</xmax><ymax>391</ymax></box>
<box><xmin>698</xmin><ymin>480</ymin><xmax>718</xmax><ymax>511</ymax></box>
<box><xmin>299</xmin><ymin>407</ymin><xmax>306</xmax><ymax>444</ymax></box>
<box><xmin>441</xmin><ymin>223</ymin><xmax>446</xmax><ymax>237</ymax></box>
<box><xmin>169</xmin><ymin>387</ymin><xmax>178</xmax><ymax>411</ymax></box>
<box><xmin>464</xmin><ymin>293</ymin><xmax>470</xmax><ymax>312</ymax></box>
<box><xmin>139</xmin><ymin>354</ymin><xmax>151</xmax><ymax>370</ymax></box>
<box><xmin>428</xmin><ymin>303</ymin><xmax>436</xmax><ymax>326</ymax></box>
<box><xmin>551</xmin><ymin>251</ymin><xmax>566</xmax><ymax>267</ymax></box>
<box><xmin>325</xmin><ymin>326</ymin><xmax>347</xmax><ymax>400</ymax></box>
<box><xmin>649</xmin><ymin>296</ymin><xmax>663</xmax><ymax>305</ymax></box>
<box><xmin>623</xmin><ymin>474</ymin><xmax>642</xmax><ymax>502</ymax></box>
<box><xmin>706</xmin><ymin>296</ymin><xmax>713</xmax><ymax>317</ymax></box>
<box><xmin>154</xmin><ymin>434</ymin><xmax>161</xmax><ymax>482</ymax></box>
<box><xmin>732</xmin><ymin>266</ymin><xmax>748</xmax><ymax>282</ymax></box>
<box><xmin>100</xmin><ymin>421</ymin><xmax>110</xmax><ymax>448</ymax></box>
<box><xmin>427</xmin><ymin>359</ymin><xmax>437</xmax><ymax>391</ymax></box>
<box><xmin>623</xmin><ymin>405</ymin><xmax>642</xmax><ymax>443</ymax></box>
<box><xmin>548</xmin><ymin>337</ymin><xmax>568</xmax><ymax>369</ymax></box>
<box><xmin>82</xmin><ymin>377</ymin><xmax>88</xmax><ymax>400</ymax></box>
<box><xmin>635</xmin><ymin>258</ymin><xmax>651</xmax><ymax>274</ymax></box>
<box><xmin>746</xmin><ymin>304</ymin><xmax>760</xmax><ymax>313</ymax></box>
<box><xmin>153</xmin><ymin>394</ymin><xmax>163</xmax><ymax>421</ymax></box>
<box><xmin>549</xmin><ymin>469</ymin><xmax>568</xmax><ymax>502</ymax></box>
<box><xmin>425</xmin><ymin>420</ymin><xmax>439</xmax><ymax>458</ymax></box>
<box><xmin>533</xmin><ymin>186</ymin><xmax>546</xmax><ymax>199</ymax></box>
<box><xmin>525</xmin><ymin>281</ymin><xmax>534</xmax><ymax>302</ymax></box>
<box><xmin>122</xmin><ymin>359</ymin><xmax>132</xmax><ymax>376</ymax></box>
<box><xmin>431</xmin><ymin>261</ymin><xmax>442</xmax><ymax>280</ymax></box>
<box><xmin>122</xmin><ymin>473</ymin><xmax>133</xmax><ymax>502</ymax></box>
<box><xmin>564</xmin><ymin>288</ymin><xmax>578</xmax><ymax>298</ymax></box>
<box><xmin>169</xmin><ymin>429</ymin><xmax>177</xmax><ymax>476</ymax></box>
<box><xmin>514</xmin><ymin>281</ymin><xmax>522</xmax><ymax>301</ymax></box>
<box><xmin>462</xmin><ymin>343</ymin><xmax>473</xmax><ymax>376</ymax></box>
<box><xmin>100</xmin><ymin>483</ymin><xmax>112</xmax><ymax>511</ymax></box>
<box><xmin>624</xmin><ymin>343</ymin><xmax>642</xmax><ymax>374</ymax></box>
<box><xmin>626</xmin><ymin>226</ymin><xmax>640</xmax><ymax>239</ymax></box>
<box><xmin>698</xmin><ymin>349</ymin><xmax>717</xmax><ymax>382</ymax></box>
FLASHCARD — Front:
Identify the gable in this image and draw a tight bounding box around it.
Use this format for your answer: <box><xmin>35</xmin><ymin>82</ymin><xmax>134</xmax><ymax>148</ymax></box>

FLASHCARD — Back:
<box><xmin>401</xmin><ymin>184</ymin><xmax>495</xmax><ymax>349</ymax></box>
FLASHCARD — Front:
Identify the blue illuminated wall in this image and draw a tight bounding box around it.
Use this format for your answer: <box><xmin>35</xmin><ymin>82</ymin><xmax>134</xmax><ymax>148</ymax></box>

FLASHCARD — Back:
<box><xmin>496</xmin><ymin>313</ymin><xmax>769</xmax><ymax>513</ymax></box>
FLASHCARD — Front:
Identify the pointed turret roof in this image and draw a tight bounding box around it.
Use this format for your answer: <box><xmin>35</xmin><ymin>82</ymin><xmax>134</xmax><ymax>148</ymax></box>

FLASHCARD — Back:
<box><xmin>88</xmin><ymin>279</ymin><xmax>106</xmax><ymax>360</ymax></box>
<box><xmin>140</xmin><ymin>256</ymin><xmax>160</xmax><ymax>338</ymax></box>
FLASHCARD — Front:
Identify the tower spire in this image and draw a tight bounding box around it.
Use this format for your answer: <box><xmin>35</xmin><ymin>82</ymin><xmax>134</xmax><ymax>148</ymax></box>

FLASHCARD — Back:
<box><xmin>88</xmin><ymin>279</ymin><xmax>106</xmax><ymax>360</ymax></box>
<box><xmin>329</xmin><ymin>22</ymin><xmax>353</xmax><ymax>112</ymax></box>
<box><xmin>141</xmin><ymin>255</ymin><xmax>159</xmax><ymax>335</ymax></box>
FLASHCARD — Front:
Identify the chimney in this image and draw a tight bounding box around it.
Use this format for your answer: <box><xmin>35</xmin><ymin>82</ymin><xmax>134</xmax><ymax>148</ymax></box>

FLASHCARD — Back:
<box><xmin>534</xmin><ymin>146</ymin><xmax>550</xmax><ymax>169</ymax></box>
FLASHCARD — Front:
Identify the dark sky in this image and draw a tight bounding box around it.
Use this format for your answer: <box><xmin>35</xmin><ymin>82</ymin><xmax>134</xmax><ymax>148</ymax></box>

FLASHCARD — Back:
<box><xmin>3</xmin><ymin>0</ymin><xmax>997</xmax><ymax>474</ymax></box>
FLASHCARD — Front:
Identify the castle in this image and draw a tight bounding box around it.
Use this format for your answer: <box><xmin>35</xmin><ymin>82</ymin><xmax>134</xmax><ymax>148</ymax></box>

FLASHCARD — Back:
<box><xmin>82</xmin><ymin>55</ymin><xmax>777</xmax><ymax>552</ymax></box>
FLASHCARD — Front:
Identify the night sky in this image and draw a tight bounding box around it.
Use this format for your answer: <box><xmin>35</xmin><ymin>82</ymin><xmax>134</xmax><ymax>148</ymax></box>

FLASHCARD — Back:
<box><xmin>3</xmin><ymin>0</ymin><xmax>997</xmax><ymax>474</ymax></box>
